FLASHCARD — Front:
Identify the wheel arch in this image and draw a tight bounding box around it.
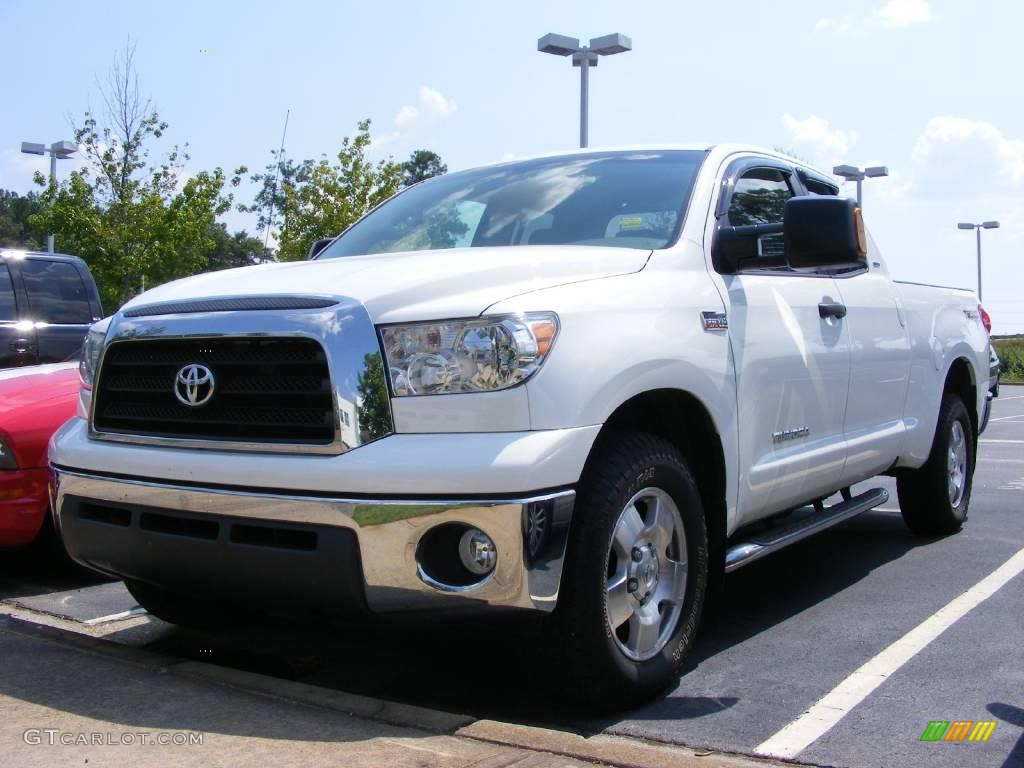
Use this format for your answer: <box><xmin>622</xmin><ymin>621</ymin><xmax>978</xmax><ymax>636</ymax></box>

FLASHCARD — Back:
<box><xmin>943</xmin><ymin>355</ymin><xmax>978</xmax><ymax>440</ymax></box>
<box><xmin>589</xmin><ymin>388</ymin><xmax>728</xmax><ymax>582</ymax></box>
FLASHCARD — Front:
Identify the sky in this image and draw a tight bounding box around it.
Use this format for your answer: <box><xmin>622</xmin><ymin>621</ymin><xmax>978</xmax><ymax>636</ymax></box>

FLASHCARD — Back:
<box><xmin>2</xmin><ymin>0</ymin><xmax>1022</xmax><ymax>332</ymax></box>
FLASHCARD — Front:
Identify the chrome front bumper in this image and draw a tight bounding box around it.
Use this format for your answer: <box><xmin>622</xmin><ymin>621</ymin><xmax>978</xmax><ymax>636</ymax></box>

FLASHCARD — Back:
<box><xmin>52</xmin><ymin>468</ymin><xmax>574</xmax><ymax>615</ymax></box>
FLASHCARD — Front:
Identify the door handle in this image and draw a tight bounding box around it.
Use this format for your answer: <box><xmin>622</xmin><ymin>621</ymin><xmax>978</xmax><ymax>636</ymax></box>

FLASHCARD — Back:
<box><xmin>9</xmin><ymin>338</ymin><xmax>34</xmax><ymax>354</ymax></box>
<box><xmin>818</xmin><ymin>302</ymin><xmax>847</xmax><ymax>320</ymax></box>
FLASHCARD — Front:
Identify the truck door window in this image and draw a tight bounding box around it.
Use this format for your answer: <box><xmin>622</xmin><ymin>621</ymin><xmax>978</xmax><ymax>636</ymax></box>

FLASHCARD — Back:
<box><xmin>21</xmin><ymin>260</ymin><xmax>92</xmax><ymax>324</ymax></box>
<box><xmin>0</xmin><ymin>266</ymin><xmax>15</xmax><ymax>320</ymax></box>
<box><xmin>728</xmin><ymin>168</ymin><xmax>793</xmax><ymax>225</ymax></box>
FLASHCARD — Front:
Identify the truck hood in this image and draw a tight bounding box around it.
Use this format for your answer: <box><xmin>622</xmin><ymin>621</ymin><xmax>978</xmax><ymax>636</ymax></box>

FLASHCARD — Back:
<box><xmin>122</xmin><ymin>246</ymin><xmax>651</xmax><ymax>323</ymax></box>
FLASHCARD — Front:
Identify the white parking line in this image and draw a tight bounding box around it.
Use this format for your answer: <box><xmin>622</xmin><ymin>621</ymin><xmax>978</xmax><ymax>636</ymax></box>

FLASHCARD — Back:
<box><xmin>82</xmin><ymin>607</ymin><xmax>148</xmax><ymax>625</ymax></box>
<box><xmin>988</xmin><ymin>415</ymin><xmax>1024</xmax><ymax>422</ymax></box>
<box><xmin>980</xmin><ymin>439</ymin><xmax>1024</xmax><ymax>444</ymax></box>
<box><xmin>995</xmin><ymin>395</ymin><xmax>1024</xmax><ymax>401</ymax></box>
<box><xmin>755</xmin><ymin>547</ymin><xmax>1024</xmax><ymax>760</ymax></box>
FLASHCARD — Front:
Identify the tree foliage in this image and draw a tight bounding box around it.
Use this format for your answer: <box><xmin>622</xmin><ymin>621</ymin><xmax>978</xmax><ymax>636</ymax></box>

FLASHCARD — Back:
<box><xmin>205</xmin><ymin>224</ymin><xmax>265</xmax><ymax>272</ymax></box>
<box><xmin>0</xmin><ymin>190</ymin><xmax>44</xmax><ymax>249</ymax></box>
<box><xmin>401</xmin><ymin>149</ymin><xmax>447</xmax><ymax>187</ymax></box>
<box><xmin>30</xmin><ymin>44</ymin><xmax>243</xmax><ymax>309</ymax></box>
<box><xmin>246</xmin><ymin>120</ymin><xmax>402</xmax><ymax>262</ymax></box>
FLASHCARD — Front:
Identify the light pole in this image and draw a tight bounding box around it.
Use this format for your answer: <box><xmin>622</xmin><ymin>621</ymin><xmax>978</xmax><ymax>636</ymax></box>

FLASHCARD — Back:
<box><xmin>957</xmin><ymin>220</ymin><xmax>1000</xmax><ymax>302</ymax></box>
<box><xmin>537</xmin><ymin>33</ymin><xmax>632</xmax><ymax>148</ymax></box>
<box><xmin>20</xmin><ymin>139</ymin><xmax>77</xmax><ymax>254</ymax></box>
<box><xmin>832</xmin><ymin>164</ymin><xmax>888</xmax><ymax>207</ymax></box>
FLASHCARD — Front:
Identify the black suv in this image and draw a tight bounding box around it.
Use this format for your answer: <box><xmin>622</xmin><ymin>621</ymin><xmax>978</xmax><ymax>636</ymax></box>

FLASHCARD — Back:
<box><xmin>0</xmin><ymin>250</ymin><xmax>103</xmax><ymax>368</ymax></box>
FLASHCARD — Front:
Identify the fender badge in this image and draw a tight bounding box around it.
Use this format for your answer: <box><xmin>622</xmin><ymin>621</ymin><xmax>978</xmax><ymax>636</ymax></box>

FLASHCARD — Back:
<box><xmin>701</xmin><ymin>311</ymin><xmax>728</xmax><ymax>331</ymax></box>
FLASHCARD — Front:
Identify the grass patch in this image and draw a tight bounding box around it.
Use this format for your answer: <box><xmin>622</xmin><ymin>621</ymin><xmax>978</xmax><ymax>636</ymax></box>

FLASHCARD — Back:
<box><xmin>993</xmin><ymin>336</ymin><xmax>1024</xmax><ymax>385</ymax></box>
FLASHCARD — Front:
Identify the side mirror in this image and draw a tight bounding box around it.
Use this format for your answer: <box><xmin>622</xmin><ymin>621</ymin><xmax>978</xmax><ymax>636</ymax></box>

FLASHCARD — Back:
<box><xmin>307</xmin><ymin>237</ymin><xmax>334</xmax><ymax>260</ymax></box>
<box><xmin>784</xmin><ymin>196</ymin><xmax>867</xmax><ymax>271</ymax></box>
<box><xmin>712</xmin><ymin>222</ymin><xmax>785</xmax><ymax>273</ymax></box>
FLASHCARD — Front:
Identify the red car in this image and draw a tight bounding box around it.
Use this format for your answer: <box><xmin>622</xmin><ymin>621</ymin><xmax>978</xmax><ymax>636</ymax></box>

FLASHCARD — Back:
<box><xmin>0</xmin><ymin>362</ymin><xmax>79</xmax><ymax>547</ymax></box>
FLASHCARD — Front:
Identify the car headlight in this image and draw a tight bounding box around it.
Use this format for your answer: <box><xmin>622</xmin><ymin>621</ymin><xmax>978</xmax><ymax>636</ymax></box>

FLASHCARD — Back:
<box><xmin>0</xmin><ymin>436</ymin><xmax>17</xmax><ymax>470</ymax></box>
<box><xmin>380</xmin><ymin>313</ymin><xmax>559</xmax><ymax>396</ymax></box>
<box><xmin>78</xmin><ymin>326</ymin><xmax>107</xmax><ymax>390</ymax></box>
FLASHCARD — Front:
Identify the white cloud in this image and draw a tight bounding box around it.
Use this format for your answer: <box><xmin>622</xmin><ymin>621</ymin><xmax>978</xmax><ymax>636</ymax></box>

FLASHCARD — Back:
<box><xmin>816</xmin><ymin>0</ymin><xmax>930</xmax><ymax>33</ymax></box>
<box><xmin>910</xmin><ymin>116</ymin><xmax>1024</xmax><ymax>197</ymax></box>
<box><xmin>369</xmin><ymin>86</ymin><xmax>458</xmax><ymax>154</ymax></box>
<box><xmin>392</xmin><ymin>86</ymin><xmax>458</xmax><ymax>130</ymax></box>
<box><xmin>814</xmin><ymin>16</ymin><xmax>853</xmax><ymax>34</ymax></box>
<box><xmin>874</xmin><ymin>0</ymin><xmax>931</xmax><ymax>28</ymax></box>
<box><xmin>782</xmin><ymin>113</ymin><xmax>857</xmax><ymax>169</ymax></box>
<box><xmin>370</xmin><ymin>130</ymin><xmax>402</xmax><ymax>149</ymax></box>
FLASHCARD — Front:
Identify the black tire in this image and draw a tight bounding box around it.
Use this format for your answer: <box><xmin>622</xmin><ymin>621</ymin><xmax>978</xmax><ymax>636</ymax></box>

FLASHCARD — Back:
<box><xmin>125</xmin><ymin>580</ymin><xmax>239</xmax><ymax>630</ymax></box>
<box><xmin>897</xmin><ymin>394</ymin><xmax>975</xmax><ymax>536</ymax></box>
<box><xmin>550</xmin><ymin>432</ymin><xmax>708</xmax><ymax>710</ymax></box>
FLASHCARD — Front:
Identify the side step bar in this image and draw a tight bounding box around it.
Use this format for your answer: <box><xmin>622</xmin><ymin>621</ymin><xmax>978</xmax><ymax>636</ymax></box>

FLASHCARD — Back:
<box><xmin>724</xmin><ymin>488</ymin><xmax>889</xmax><ymax>573</ymax></box>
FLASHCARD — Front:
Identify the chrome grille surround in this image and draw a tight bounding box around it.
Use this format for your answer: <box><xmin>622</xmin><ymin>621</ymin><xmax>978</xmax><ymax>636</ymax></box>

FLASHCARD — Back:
<box><xmin>88</xmin><ymin>296</ymin><xmax>393</xmax><ymax>455</ymax></box>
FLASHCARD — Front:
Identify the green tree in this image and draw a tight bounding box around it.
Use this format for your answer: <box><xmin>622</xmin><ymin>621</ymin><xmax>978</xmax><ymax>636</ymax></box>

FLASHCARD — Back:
<box><xmin>30</xmin><ymin>44</ymin><xmax>243</xmax><ymax>309</ymax></box>
<box><xmin>0</xmin><ymin>190</ymin><xmax>45</xmax><ymax>249</ymax></box>
<box><xmin>204</xmin><ymin>223</ymin><xmax>266</xmax><ymax>272</ymax></box>
<box><xmin>401</xmin><ymin>149</ymin><xmax>447</xmax><ymax>187</ymax></box>
<box><xmin>246</xmin><ymin>120</ymin><xmax>402</xmax><ymax>262</ymax></box>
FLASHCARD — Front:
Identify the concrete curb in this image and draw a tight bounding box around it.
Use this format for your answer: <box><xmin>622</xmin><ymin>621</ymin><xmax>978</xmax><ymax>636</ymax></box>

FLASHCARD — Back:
<box><xmin>174</xmin><ymin>660</ymin><xmax>475</xmax><ymax>733</ymax></box>
<box><xmin>457</xmin><ymin>720</ymin><xmax>794</xmax><ymax>768</ymax></box>
<box><xmin>1</xmin><ymin>606</ymin><xmax>797</xmax><ymax>768</ymax></box>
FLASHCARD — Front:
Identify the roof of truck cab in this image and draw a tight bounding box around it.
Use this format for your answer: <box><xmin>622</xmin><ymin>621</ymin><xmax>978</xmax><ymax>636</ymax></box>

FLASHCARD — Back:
<box><xmin>458</xmin><ymin>144</ymin><xmax>833</xmax><ymax>180</ymax></box>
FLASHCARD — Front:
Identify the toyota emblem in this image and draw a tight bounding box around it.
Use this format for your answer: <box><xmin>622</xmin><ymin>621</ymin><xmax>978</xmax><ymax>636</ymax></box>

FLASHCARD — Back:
<box><xmin>174</xmin><ymin>364</ymin><xmax>215</xmax><ymax>407</ymax></box>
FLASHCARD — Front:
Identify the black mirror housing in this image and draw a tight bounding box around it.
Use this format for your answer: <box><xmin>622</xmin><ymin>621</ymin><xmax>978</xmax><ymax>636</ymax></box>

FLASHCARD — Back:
<box><xmin>308</xmin><ymin>237</ymin><xmax>334</xmax><ymax>260</ymax></box>
<box><xmin>784</xmin><ymin>196</ymin><xmax>867</xmax><ymax>271</ymax></box>
<box><xmin>713</xmin><ymin>222</ymin><xmax>784</xmax><ymax>273</ymax></box>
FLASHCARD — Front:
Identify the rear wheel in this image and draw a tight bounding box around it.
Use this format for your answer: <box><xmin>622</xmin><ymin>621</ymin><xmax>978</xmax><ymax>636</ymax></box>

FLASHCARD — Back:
<box><xmin>898</xmin><ymin>394</ymin><xmax>975</xmax><ymax>535</ymax></box>
<box><xmin>125</xmin><ymin>580</ymin><xmax>239</xmax><ymax>630</ymax></box>
<box><xmin>550</xmin><ymin>432</ymin><xmax>708</xmax><ymax>709</ymax></box>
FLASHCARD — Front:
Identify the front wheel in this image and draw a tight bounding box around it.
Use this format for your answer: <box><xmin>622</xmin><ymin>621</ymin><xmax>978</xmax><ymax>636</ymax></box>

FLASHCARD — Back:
<box><xmin>898</xmin><ymin>394</ymin><xmax>975</xmax><ymax>536</ymax></box>
<box><xmin>550</xmin><ymin>432</ymin><xmax>708</xmax><ymax>709</ymax></box>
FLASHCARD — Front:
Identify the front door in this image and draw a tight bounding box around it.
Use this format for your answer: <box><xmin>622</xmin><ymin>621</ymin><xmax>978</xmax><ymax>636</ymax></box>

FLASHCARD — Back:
<box><xmin>715</xmin><ymin>163</ymin><xmax>852</xmax><ymax>521</ymax></box>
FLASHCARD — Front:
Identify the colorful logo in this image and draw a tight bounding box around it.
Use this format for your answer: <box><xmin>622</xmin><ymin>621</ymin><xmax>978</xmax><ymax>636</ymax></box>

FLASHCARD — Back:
<box><xmin>920</xmin><ymin>721</ymin><xmax>997</xmax><ymax>742</ymax></box>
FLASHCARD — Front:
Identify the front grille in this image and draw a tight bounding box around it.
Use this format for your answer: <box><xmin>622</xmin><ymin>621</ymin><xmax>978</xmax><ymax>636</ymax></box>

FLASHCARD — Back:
<box><xmin>93</xmin><ymin>337</ymin><xmax>336</xmax><ymax>445</ymax></box>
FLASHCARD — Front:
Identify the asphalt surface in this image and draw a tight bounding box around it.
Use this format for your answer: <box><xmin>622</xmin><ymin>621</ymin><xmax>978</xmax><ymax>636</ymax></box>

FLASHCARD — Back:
<box><xmin>3</xmin><ymin>386</ymin><xmax>1023</xmax><ymax>768</ymax></box>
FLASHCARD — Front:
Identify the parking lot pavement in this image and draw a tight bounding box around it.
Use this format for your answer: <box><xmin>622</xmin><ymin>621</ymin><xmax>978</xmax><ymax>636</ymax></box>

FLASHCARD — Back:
<box><xmin>2</xmin><ymin>386</ymin><xmax>1022</xmax><ymax>768</ymax></box>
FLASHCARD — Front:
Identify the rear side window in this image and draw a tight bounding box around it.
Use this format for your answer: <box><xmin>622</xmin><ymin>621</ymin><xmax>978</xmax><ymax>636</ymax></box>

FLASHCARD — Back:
<box><xmin>728</xmin><ymin>168</ymin><xmax>793</xmax><ymax>225</ymax></box>
<box><xmin>0</xmin><ymin>266</ymin><xmax>16</xmax><ymax>321</ymax></box>
<box><xmin>21</xmin><ymin>259</ymin><xmax>92</xmax><ymax>324</ymax></box>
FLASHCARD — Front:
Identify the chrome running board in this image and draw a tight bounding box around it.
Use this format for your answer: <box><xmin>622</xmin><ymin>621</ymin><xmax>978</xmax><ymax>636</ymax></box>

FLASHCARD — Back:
<box><xmin>724</xmin><ymin>488</ymin><xmax>889</xmax><ymax>573</ymax></box>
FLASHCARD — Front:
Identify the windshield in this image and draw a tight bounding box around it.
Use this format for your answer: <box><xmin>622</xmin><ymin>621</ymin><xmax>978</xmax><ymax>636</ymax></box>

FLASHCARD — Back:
<box><xmin>317</xmin><ymin>150</ymin><xmax>706</xmax><ymax>259</ymax></box>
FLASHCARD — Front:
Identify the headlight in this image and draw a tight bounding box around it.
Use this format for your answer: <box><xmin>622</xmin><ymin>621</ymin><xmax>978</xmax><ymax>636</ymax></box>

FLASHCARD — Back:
<box><xmin>0</xmin><ymin>436</ymin><xmax>17</xmax><ymax>470</ymax></box>
<box><xmin>380</xmin><ymin>313</ymin><xmax>558</xmax><ymax>396</ymax></box>
<box><xmin>78</xmin><ymin>326</ymin><xmax>107</xmax><ymax>390</ymax></box>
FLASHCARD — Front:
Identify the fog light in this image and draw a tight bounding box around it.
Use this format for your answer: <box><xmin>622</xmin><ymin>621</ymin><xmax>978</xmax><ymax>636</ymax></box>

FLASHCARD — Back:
<box><xmin>458</xmin><ymin>528</ymin><xmax>496</xmax><ymax>575</ymax></box>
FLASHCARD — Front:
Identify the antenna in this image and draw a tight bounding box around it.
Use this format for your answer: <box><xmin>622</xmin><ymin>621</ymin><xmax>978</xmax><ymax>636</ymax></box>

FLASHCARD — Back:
<box><xmin>263</xmin><ymin>109</ymin><xmax>290</xmax><ymax>260</ymax></box>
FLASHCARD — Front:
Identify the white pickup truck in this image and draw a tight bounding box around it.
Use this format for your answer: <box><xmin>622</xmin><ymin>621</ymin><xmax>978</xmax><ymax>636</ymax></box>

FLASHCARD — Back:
<box><xmin>50</xmin><ymin>145</ymin><xmax>990</xmax><ymax>707</ymax></box>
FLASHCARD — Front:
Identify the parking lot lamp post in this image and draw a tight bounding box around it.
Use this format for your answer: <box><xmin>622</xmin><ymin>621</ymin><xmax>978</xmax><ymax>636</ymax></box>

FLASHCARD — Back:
<box><xmin>537</xmin><ymin>33</ymin><xmax>632</xmax><ymax>148</ymax></box>
<box><xmin>832</xmin><ymin>164</ymin><xmax>888</xmax><ymax>208</ymax></box>
<box><xmin>20</xmin><ymin>140</ymin><xmax>78</xmax><ymax>253</ymax></box>
<box><xmin>957</xmin><ymin>221</ymin><xmax>1000</xmax><ymax>302</ymax></box>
